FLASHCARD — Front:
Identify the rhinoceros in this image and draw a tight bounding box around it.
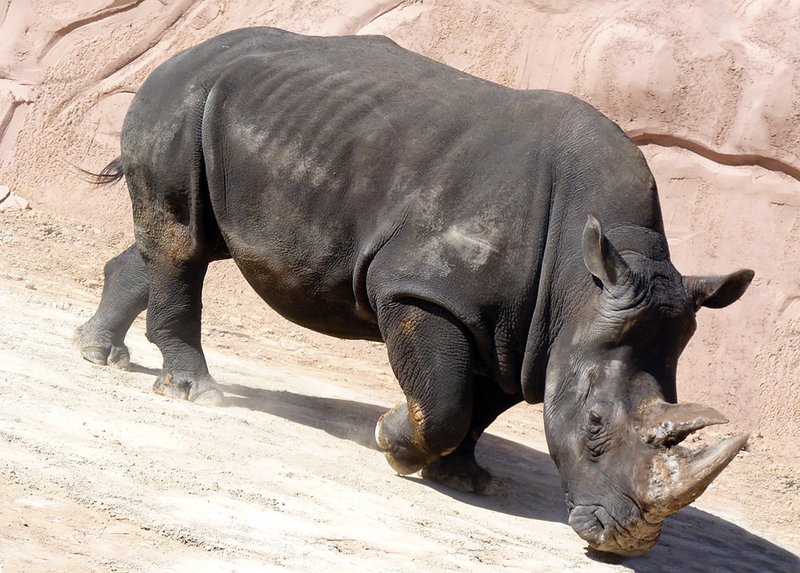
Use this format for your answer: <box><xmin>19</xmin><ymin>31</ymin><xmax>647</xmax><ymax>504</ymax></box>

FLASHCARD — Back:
<box><xmin>74</xmin><ymin>27</ymin><xmax>754</xmax><ymax>556</ymax></box>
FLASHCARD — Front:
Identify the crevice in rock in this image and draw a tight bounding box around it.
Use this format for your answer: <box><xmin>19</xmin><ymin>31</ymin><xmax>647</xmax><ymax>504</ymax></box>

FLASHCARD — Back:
<box><xmin>343</xmin><ymin>0</ymin><xmax>406</xmax><ymax>34</ymax></box>
<box><xmin>629</xmin><ymin>132</ymin><xmax>800</xmax><ymax>184</ymax></box>
<box><xmin>96</xmin><ymin>0</ymin><xmax>200</xmax><ymax>82</ymax></box>
<box><xmin>364</xmin><ymin>0</ymin><xmax>407</xmax><ymax>28</ymax></box>
<box><xmin>40</xmin><ymin>0</ymin><xmax>147</xmax><ymax>62</ymax></box>
<box><xmin>0</xmin><ymin>0</ymin><xmax>11</xmax><ymax>28</ymax></box>
<box><xmin>0</xmin><ymin>99</ymin><xmax>29</xmax><ymax>153</ymax></box>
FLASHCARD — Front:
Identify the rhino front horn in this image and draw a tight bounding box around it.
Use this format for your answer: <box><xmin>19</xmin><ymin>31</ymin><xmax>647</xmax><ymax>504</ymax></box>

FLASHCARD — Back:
<box><xmin>644</xmin><ymin>433</ymin><xmax>748</xmax><ymax>520</ymax></box>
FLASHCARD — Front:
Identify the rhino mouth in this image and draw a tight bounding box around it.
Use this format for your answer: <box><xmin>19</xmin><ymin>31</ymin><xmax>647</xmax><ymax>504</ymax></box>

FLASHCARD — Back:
<box><xmin>563</xmin><ymin>400</ymin><xmax>749</xmax><ymax>557</ymax></box>
<box><xmin>567</xmin><ymin>501</ymin><xmax>661</xmax><ymax>557</ymax></box>
<box><xmin>565</xmin><ymin>406</ymin><xmax>748</xmax><ymax>557</ymax></box>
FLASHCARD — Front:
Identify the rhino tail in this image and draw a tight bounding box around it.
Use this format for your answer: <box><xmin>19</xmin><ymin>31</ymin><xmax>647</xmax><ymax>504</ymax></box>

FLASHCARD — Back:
<box><xmin>77</xmin><ymin>157</ymin><xmax>124</xmax><ymax>186</ymax></box>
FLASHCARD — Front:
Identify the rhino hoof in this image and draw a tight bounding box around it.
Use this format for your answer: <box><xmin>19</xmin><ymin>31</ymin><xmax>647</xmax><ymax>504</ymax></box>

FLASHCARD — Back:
<box><xmin>191</xmin><ymin>387</ymin><xmax>225</xmax><ymax>407</ymax></box>
<box><xmin>153</xmin><ymin>371</ymin><xmax>224</xmax><ymax>406</ymax></box>
<box><xmin>420</xmin><ymin>454</ymin><xmax>495</xmax><ymax>496</ymax></box>
<box><xmin>73</xmin><ymin>325</ymin><xmax>131</xmax><ymax>370</ymax></box>
<box><xmin>106</xmin><ymin>344</ymin><xmax>132</xmax><ymax>370</ymax></box>
<box><xmin>375</xmin><ymin>404</ymin><xmax>437</xmax><ymax>474</ymax></box>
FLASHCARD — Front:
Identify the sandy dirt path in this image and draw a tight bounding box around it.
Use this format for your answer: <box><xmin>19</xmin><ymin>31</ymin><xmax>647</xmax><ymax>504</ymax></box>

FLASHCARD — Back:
<box><xmin>0</xmin><ymin>209</ymin><xmax>798</xmax><ymax>572</ymax></box>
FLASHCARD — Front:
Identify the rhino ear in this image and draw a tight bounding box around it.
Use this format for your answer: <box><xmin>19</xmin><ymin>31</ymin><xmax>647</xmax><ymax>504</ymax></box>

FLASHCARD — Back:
<box><xmin>582</xmin><ymin>212</ymin><xmax>629</xmax><ymax>287</ymax></box>
<box><xmin>684</xmin><ymin>269</ymin><xmax>755</xmax><ymax>310</ymax></box>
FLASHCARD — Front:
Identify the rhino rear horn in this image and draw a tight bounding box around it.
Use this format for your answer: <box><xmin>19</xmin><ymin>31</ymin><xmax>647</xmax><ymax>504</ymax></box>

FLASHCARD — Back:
<box><xmin>638</xmin><ymin>400</ymin><xmax>729</xmax><ymax>447</ymax></box>
<box><xmin>582</xmin><ymin>213</ymin><xmax>630</xmax><ymax>287</ymax></box>
<box><xmin>684</xmin><ymin>269</ymin><xmax>755</xmax><ymax>311</ymax></box>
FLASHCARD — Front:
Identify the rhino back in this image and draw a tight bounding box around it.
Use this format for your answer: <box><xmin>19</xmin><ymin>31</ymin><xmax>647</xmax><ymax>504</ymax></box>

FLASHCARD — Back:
<box><xmin>197</xmin><ymin>30</ymin><xmax>565</xmax><ymax>340</ymax></box>
<box><xmin>123</xmin><ymin>27</ymin><xmax>661</xmax><ymax>394</ymax></box>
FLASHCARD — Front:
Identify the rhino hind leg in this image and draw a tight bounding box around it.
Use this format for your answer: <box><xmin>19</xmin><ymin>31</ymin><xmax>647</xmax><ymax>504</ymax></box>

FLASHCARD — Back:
<box><xmin>74</xmin><ymin>244</ymin><xmax>149</xmax><ymax>370</ymax></box>
<box><xmin>123</xmin><ymin>168</ymin><xmax>224</xmax><ymax>405</ymax></box>
<box><xmin>374</xmin><ymin>299</ymin><xmax>475</xmax><ymax>479</ymax></box>
<box><xmin>142</xmin><ymin>249</ymin><xmax>223</xmax><ymax>407</ymax></box>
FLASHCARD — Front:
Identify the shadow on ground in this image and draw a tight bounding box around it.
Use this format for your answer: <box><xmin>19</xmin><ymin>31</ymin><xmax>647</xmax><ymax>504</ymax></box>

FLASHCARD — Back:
<box><xmin>131</xmin><ymin>363</ymin><xmax>160</xmax><ymax>376</ymax></box>
<box><xmin>221</xmin><ymin>382</ymin><xmax>800</xmax><ymax>573</ymax></box>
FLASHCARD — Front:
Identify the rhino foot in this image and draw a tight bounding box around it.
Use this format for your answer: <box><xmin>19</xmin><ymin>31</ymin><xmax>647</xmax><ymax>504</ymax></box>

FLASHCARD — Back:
<box><xmin>153</xmin><ymin>371</ymin><xmax>224</xmax><ymax>406</ymax></box>
<box><xmin>420</xmin><ymin>452</ymin><xmax>495</xmax><ymax>496</ymax></box>
<box><xmin>73</xmin><ymin>322</ymin><xmax>131</xmax><ymax>371</ymax></box>
<box><xmin>375</xmin><ymin>402</ymin><xmax>438</xmax><ymax>475</ymax></box>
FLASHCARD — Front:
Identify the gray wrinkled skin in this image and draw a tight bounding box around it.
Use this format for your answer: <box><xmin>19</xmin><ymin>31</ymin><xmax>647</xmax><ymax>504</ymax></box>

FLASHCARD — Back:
<box><xmin>74</xmin><ymin>27</ymin><xmax>754</xmax><ymax>556</ymax></box>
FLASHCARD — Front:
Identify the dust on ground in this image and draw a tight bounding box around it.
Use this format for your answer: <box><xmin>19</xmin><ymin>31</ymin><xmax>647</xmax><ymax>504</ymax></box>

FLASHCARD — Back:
<box><xmin>0</xmin><ymin>207</ymin><xmax>798</xmax><ymax>572</ymax></box>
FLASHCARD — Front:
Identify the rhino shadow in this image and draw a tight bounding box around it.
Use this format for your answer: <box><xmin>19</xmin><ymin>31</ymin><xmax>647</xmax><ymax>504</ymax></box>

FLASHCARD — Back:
<box><xmin>219</xmin><ymin>383</ymin><xmax>386</xmax><ymax>451</ymax></box>
<box><xmin>220</xmin><ymin>382</ymin><xmax>800</xmax><ymax>572</ymax></box>
<box><xmin>130</xmin><ymin>363</ymin><xmax>161</xmax><ymax>376</ymax></box>
<box><xmin>219</xmin><ymin>381</ymin><xmax>563</xmax><ymax>525</ymax></box>
<box><xmin>620</xmin><ymin>508</ymin><xmax>800</xmax><ymax>573</ymax></box>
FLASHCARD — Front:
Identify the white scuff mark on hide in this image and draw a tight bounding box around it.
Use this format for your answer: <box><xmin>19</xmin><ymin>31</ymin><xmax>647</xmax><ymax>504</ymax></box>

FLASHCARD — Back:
<box><xmin>419</xmin><ymin>241</ymin><xmax>453</xmax><ymax>279</ymax></box>
<box><xmin>442</xmin><ymin>225</ymin><xmax>498</xmax><ymax>271</ymax></box>
<box><xmin>603</xmin><ymin>359</ymin><xmax>625</xmax><ymax>378</ymax></box>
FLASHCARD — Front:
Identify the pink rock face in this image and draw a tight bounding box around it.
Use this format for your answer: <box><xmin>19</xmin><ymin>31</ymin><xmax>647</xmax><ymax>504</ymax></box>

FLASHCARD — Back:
<box><xmin>0</xmin><ymin>0</ymin><xmax>797</xmax><ymax>462</ymax></box>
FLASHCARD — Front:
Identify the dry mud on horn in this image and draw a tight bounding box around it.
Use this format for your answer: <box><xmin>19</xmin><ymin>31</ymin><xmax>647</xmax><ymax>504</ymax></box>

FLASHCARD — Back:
<box><xmin>0</xmin><ymin>263</ymin><xmax>798</xmax><ymax>570</ymax></box>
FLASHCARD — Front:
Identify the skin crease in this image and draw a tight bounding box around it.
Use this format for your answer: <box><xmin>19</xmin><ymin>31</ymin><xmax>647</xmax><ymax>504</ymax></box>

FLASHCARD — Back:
<box><xmin>73</xmin><ymin>27</ymin><xmax>754</xmax><ymax>556</ymax></box>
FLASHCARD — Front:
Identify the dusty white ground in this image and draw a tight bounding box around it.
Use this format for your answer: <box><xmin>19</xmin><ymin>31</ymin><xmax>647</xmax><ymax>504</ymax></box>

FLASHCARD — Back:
<box><xmin>0</xmin><ymin>209</ymin><xmax>798</xmax><ymax>572</ymax></box>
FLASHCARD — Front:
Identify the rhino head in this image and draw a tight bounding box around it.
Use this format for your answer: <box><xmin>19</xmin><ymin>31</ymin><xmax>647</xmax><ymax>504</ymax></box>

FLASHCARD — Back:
<box><xmin>544</xmin><ymin>214</ymin><xmax>753</xmax><ymax>556</ymax></box>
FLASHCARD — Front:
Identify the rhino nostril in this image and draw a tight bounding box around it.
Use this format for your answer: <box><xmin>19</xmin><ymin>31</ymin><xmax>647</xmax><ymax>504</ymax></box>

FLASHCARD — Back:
<box><xmin>568</xmin><ymin>505</ymin><xmax>605</xmax><ymax>543</ymax></box>
<box><xmin>568</xmin><ymin>504</ymin><xmax>662</xmax><ymax>557</ymax></box>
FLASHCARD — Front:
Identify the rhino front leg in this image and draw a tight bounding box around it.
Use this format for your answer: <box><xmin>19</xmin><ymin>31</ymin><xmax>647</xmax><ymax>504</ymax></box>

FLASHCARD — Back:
<box><xmin>375</xmin><ymin>299</ymin><xmax>474</xmax><ymax>478</ymax></box>
<box><xmin>421</xmin><ymin>378</ymin><xmax>523</xmax><ymax>495</ymax></box>
<box><xmin>74</xmin><ymin>244</ymin><xmax>149</xmax><ymax>370</ymax></box>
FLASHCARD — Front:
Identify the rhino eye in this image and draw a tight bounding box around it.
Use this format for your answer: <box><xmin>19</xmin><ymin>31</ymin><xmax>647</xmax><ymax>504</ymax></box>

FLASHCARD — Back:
<box><xmin>585</xmin><ymin>403</ymin><xmax>612</xmax><ymax>434</ymax></box>
<box><xmin>588</xmin><ymin>410</ymin><xmax>604</xmax><ymax>426</ymax></box>
<box><xmin>586</xmin><ymin>411</ymin><xmax>605</xmax><ymax>441</ymax></box>
<box><xmin>585</xmin><ymin>407</ymin><xmax>612</xmax><ymax>457</ymax></box>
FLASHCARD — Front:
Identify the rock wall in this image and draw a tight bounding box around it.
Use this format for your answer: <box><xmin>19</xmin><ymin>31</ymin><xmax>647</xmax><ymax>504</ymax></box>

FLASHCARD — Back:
<box><xmin>1</xmin><ymin>0</ymin><xmax>798</xmax><ymax>462</ymax></box>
